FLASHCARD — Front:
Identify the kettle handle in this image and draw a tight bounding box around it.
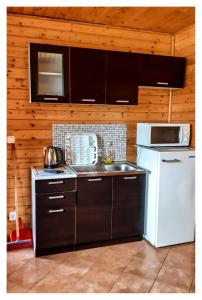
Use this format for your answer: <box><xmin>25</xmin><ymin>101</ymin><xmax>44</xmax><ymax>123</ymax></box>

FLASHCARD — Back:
<box><xmin>55</xmin><ymin>147</ymin><xmax>64</xmax><ymax>164</ymax></box>
<box><xmin>43</xmin><ymin>147</ymin><xmax>47</xmax><ymax>156</ymax></box>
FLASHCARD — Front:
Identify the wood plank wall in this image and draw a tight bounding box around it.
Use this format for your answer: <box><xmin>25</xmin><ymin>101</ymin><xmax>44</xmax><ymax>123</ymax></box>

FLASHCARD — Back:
<box><xmin>172</xmin><ymin>25</ymin><xmax>195</xmax><ymax>145</ymax></box>
<box><xmin>7</xmin><ymin>14</ymin><xmax>195</xmax><ymax>236</ymax></box>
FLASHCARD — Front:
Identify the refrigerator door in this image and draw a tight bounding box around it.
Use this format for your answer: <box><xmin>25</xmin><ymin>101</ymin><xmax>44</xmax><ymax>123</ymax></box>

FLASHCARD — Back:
<box><xmin>156</xmin><ymin>150</ymin><xmax>195</xmax><ymax>247</ymax></box>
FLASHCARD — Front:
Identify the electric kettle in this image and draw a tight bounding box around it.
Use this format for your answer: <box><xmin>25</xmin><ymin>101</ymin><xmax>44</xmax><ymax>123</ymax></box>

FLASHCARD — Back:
<box><xmin>43</xmin><ymin>146</ymin><xmax>64</xmax><ymax>168</ymax></box>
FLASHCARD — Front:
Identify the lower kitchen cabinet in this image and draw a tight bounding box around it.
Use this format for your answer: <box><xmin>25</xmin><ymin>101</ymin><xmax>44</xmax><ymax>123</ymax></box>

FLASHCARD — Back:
<box><xmin>32</xmin><ymin>172</ymin><xmax>147</xmax><ymax>256</ymax></box>
<box><xmin>76</xmin><ymin>176</ymin><xmax>112</xmax><ymax>244</ymax></box>
<box><xmin>112</xmin><ymin>174</ymin><xmax>146</xmax><ymax>239</ymax></box>
<box><xmin>36</xmin><ymin>191</ymin><xmax>76</xmax><ymax>249</ymax></box>
<box><xmin>32</xmin><ymin>178</ymin><xmax>76</xmax><ymax>255</ymax></box>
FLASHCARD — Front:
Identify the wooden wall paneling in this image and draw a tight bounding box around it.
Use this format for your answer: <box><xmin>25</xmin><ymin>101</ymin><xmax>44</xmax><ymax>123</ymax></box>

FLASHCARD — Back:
<box><xmin>7</xmin><ymin>13</ymin><xmax>194</xmax><ymax>237</ymax></box>
<box><xmin>172</xmin><ymin>25</ymin><xmax>195</xmax><ymax>146</ymax></box>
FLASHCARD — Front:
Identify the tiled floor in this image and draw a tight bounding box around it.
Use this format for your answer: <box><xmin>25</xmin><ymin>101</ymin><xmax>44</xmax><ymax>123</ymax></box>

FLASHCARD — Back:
<box><xmin>7</xmin><ymin>240</ymin><xmax>195</xmax><ymax>293</ymax></box>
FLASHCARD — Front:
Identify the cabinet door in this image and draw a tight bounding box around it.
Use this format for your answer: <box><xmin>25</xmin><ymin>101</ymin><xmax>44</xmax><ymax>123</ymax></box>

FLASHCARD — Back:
<box><xmin>36</xmin><ymin>191</ymin><xmax>76</xmax><ymax>249</ymax></box>
<box><xmin>29</xmin><ymin>43</ymin><xmax>69</xmax><ymax>103</ymax></box>
<box><xmin>112</xmin><ymin>174</ymin><xmax>146</xmax><ymax>239</ymax></box>
<box><xmin>70</xmin><ymin>47</ymin><xmax>106</xmax><ymax>104</ymax></box>
<box><xmin>106</xmin><ymin>51</ymin><xmax>139</xmax><ymax>105</ymax></box>
<box><xmin>76</xmin><ymin>176</ymin><xmax>112</xmax><ymax>244</ymax></box>
<box><xmin>139</xmin><ymin>54</ymin><xmax>186</xmax><ymax>88</ymax></box>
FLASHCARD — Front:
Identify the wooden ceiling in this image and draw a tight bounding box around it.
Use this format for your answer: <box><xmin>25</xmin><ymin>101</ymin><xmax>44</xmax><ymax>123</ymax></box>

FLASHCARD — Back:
<box><xmin>7</xmin><ymin>7</ymin><xmax>195</xmax><ymax>34</ymax></box>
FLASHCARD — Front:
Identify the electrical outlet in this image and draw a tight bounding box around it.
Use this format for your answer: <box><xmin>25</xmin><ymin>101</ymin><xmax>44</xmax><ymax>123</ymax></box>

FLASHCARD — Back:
<box><xmin>7</xmin><ymin>136</ymin><xmax>15</xmax><ymax>144</ymax></box>
<box><xmin>9</xmin><ymin>211</ymin><xmax>16</xmax><ymax>221</ymax></box>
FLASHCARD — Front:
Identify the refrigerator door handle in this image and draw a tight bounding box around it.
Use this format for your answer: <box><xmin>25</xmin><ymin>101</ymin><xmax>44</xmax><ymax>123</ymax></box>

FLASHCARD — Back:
<box><xmin>162</xmin><ymin>159</ymin><xmax>182</xmax><ymax>163</ymax></box>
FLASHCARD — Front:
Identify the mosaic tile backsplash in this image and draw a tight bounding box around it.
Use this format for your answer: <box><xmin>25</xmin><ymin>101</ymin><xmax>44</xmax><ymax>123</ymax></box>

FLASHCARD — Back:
<box><xmin>52</xmin><ymin>124</ymin><xmax>127</xmax><ymax>162</ymax></box>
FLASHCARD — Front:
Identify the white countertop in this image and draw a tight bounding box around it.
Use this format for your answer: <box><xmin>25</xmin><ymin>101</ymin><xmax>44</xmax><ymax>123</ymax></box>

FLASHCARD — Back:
<box><xmin>31</xmin><ymin>165</ymin><xmax>77</xmax><ymax>180</ymax></box>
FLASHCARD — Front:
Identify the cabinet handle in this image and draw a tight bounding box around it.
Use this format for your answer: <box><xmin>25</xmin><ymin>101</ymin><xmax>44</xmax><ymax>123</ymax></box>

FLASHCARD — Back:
<box><xmin>189</xmin><ymin>155</ymin><xmax>195</xmax><ymax>158</ymax></box>
<box><xmin>162</xmin><ymin>159</ymin><xmax>181</xmax><ymax>163</ymax></box>
<box><xmin>115</xmin><ymin>100</ymin><xmax>130</xmax><ymax>103</ymax></box>
<box><xmin>156</xmin><ymin>82</ymin><xmax>169</xmax><ymax>85</ymax></box>
<box><xmin>43</xmin><ymin>97</ymin><xmax>59</xmax><ymax>100</ymax></box>
<box><xmin>48</xmin><ymin>195</ymin><xmax>64</xmax><ymax>199</ymax></box>
<box><xmin>81</xmin><ymin>99</ymin><xmax>96</xmax><ymax>102</ymax></box>
<box><xmin>48</xmin><ymin>208</ymin><xmax>64</xmax><ymax>214</ymax></box>
<box><xmin>88</xmin><ymin>178</ymin><xmax>102</xmax><ymax>182</ymax></box>
<box><xmin>48</xmin><ymin>181</ymin><xmax>64</xmax><ymax>185</ymax></box>
<box><xmin>123</xmin><ymin>176</ymin><xmax>137</xmax><ymax>180</ymax></box>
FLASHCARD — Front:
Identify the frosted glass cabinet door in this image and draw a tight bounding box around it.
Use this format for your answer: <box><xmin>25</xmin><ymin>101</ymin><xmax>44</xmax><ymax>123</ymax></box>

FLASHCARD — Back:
<box><xmin>29</xmin><ymin>43</ymin><xmax>69</xmax><ymax>103</ymax></box>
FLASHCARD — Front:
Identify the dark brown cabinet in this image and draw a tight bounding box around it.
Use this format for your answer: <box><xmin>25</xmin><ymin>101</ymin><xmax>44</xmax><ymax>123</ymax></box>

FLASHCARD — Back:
<box><xmin>112</xmin><ymin>174</ymin><xmax>146</xmax><ymax>239</ymax></box>
<box><xmin>106</xmin><ymin>51</ymin><xmax>139</xmax><ymax>105</ymax></box>
<box><xmin>139</xmin><ymin>54</ymin><xmax>186</xmax><ymax>88</ymax></box>
<box><xmin>29</xmin><ymin>43</ymin><xmax>186</xmax><ymax>105</ymax></box>
<box><xmin>70</xmin><ymin>47</ymin><xmax>106</xmax><ymax>104</ymax></box>
<box><xmin>76</xmin><ymin>176</ymin><xmax>112</xmax><ymax>244</ymax></box>
<box><xmin>33</xmin><ymin>178</ymin><xmax>76</xmax><ymax>255</ymax></box>
<box><xmin>29</xmin><ymin>43</ymin><xmax>69</xmax><ymax>103</ymax></box>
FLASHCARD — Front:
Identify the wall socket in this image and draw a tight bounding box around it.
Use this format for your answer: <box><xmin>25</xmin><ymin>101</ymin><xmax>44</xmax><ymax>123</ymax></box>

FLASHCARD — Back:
<box><xmin>7</xmin><ymin>136</ymin><xmax>15</xmax><ymax>144</ymax></box>
<box><xmin>9</xmin><ymin>211</ymin><xmax>16</xmax><ymax>221</ymax></box>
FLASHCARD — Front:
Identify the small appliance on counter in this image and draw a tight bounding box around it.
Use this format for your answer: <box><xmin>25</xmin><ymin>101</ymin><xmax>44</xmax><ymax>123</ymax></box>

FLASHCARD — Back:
<box><xmin>136</xmin><ymin>123</ymin><xmax>190</xmax><ymax>147</ymax></box>
<box><xmin>44</xmin><ymin>146</ymin><xmax>64</xmax><ymax>168</ymax></box>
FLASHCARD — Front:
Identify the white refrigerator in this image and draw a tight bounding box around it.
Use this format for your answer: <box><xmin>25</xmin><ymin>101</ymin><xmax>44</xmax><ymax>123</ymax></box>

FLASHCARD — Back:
<box><xmin>137</xmin><ymin>146</ymin><xmax>195</xmax><ymax>247</ymax></box>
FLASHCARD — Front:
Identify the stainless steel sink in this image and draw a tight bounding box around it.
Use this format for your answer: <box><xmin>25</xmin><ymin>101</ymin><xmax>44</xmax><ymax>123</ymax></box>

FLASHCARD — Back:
<box><xmin>70</xmin><ymin>162</ymin><xmax>138</xmax><ymax>175</ymax></box>
<box><xmin>70</xmin><ymin>165</ymin><xmax>99</xmax><ymax>174</ymax></box>
<box><xmin>100</xmin><ymin>163</ymin><xmax>137</xmax><ymax>172</ymax></box>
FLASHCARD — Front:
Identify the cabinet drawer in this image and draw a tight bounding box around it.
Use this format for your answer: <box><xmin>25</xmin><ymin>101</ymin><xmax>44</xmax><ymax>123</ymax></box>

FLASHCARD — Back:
<box><xmin>36</xmin><ymin>191</ymin><xmax>76</xmax><ymax>208</ymax></box>
<box><xmin>36</xmin><ymin>178</ymin><xmax>76</xmax><ymax>194</ymax></box>
<box><xmin>36</xmin><ymin>206</ymin><xmax>75</xmax><ymax>249</ymax></box>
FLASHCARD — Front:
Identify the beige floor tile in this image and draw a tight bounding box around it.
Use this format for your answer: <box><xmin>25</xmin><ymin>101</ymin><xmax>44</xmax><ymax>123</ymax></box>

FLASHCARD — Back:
<box><xmin>163</xmin><ymin>250</ymin><xmax>195</xmax><ymax>275</ymax></box>
<box><xmin>150</xmin><ymin>280</ymin><xmax>189</xmax><ymax>293</ymax></box>
<box><xmin>123</xmin><ymin>255</ymin><xmax>162</xmax><ymax>280</ymax></box>
<box><xmin>79</xmin><ymin>264</ymin><xmax>121</xmax><ymax>290</ymax></box>
<box><xmin>6</xmin><ymin>240</ymin><xmax>195</xmax><ymax>293</ymax></box>
<box><xmin>8</xmin><ymin>262</ymin><xmax>50</xmax><ymax>290</ymax></box>
<box><xmin>7</xmin><ymin>280</ymin><xmax>29</xmax><ymax>293</ymax></box>
<box><xmin>127</xmin><ymin>241</ymin><xmax>170</xmax><ymax>265</ymax></box>
<box><xmin>7</xmin><ymin>248</ymin><xmax>34</xmax><ymax>263</ymax></box>
<box><xmin>156</xmin><ymin>264</ymin><xmax>193</xmax><ymax>290</ymax></box>
<box><xmin>28</xmin><ymin>272</ymin><xmax>80</xmax><ymax>293</ymax></box>
<box><xmin>110</xmin><ymin>272</ymin><xmax>153</xmax><ymax>293</ymax></box>
<box><xmin>7</xmin><ymin>260</ymin><xmax>27</xmax><ymax>276</ymax></box>
<box><xmin>52</xmin><ymin>256</ymin><xmax>95</xmax><ymax>277</ymax></box>
<box><xmin>69</xmin><ymin>279</ymin><xmax>109</xmax><ymax>293</ymax></box>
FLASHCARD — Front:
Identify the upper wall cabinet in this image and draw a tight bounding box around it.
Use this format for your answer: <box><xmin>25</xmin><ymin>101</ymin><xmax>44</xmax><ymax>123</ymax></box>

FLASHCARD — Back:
<box><xmin>139</xmin><ymin>54</ymin><xmax>186</xmax><ymax>88</ymax></box>
<box><xmin>29</xmin><ymin>43</ymin><xmax>69</xmax><ymax>103</ymax></box>
<box><xmin>29</xmin><ymin>43</ymin><xmax>186</xmax><ymax>105</ymax></box>
<box><xmin>106</xmin><ymin>51</ymin><xmax>139</xmax><ymax>105</ymax></box>
<box><xmin>70</xmin><ymin>47</ymin><xmax>106</xmax><ymax>104</ymax></box>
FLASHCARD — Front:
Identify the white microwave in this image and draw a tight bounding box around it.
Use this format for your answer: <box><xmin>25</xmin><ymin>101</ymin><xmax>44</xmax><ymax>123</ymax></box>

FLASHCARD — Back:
<box><xmin>136</xmin><ymin>123</ymin><xmax>190</xmax><ymax>147</ymax></box>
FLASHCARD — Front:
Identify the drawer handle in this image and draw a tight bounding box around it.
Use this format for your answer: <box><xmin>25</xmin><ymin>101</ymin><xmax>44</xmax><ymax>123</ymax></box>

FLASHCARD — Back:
<box><xmin>123</xmin><ymin>176</ymin><xmax>137</xmax><ymax>180</ymax></box>
<box><xmin>48</xmin><ymin>208</ymin><xmax>64</xmax><ymax>214</ymax></box>
<box><xmin>48</xmin><ymin>181</ymin><xmax>64</xmax><ymax>185</ymax></box>
<box><xmin>162</xmin><ymin>159</ymin><xmax>181</xmax><ymax>163</ymax></box>
<box><xmin>189</xmin><ymin>155</ymin><xmax>195</xmax><ymax>158</ymax></box>
<box><xmin>115</xmin><ymin>100</ymin><xmax>129</xmax><ymax>103</ymax></box>
<box><xmin>156</xmin><ymin>82</ymin><xmax>169</xmax><ymax>85</ymax></box>
<box><xmin>81</xmin><ymin>99</ymin><xmax>96</xmax><ymax>102</ymax></box>
<box><xmin>48</xmin><ymin>195</ymin><xmax>65</xmax><ymax>199</ymax></box>
<box><xmin>43</xmin><ymin>97</ymin><xmax>59</xmax><ymax>100</ymax></box>
<box><xmin>88</xmin><ymin>178</ymin><xmax>102</xmax><ymax>182</ymax></box>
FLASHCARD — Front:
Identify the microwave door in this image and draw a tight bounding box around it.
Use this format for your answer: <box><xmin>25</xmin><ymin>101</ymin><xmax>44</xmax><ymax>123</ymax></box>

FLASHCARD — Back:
<box><xmin>151</xmin><ymin>126</ymin><xmax>180</xmax><ymax>145</ymax></box>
